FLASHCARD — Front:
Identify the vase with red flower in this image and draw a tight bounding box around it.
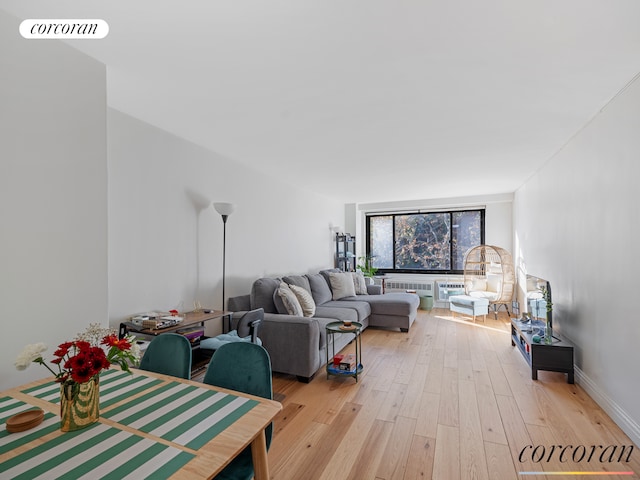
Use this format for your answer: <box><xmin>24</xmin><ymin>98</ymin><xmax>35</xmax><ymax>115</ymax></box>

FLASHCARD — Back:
<box><xmin>15</xmin><ymin>324</ymin><xmax>141</xmax><ymax>432</ymax></box>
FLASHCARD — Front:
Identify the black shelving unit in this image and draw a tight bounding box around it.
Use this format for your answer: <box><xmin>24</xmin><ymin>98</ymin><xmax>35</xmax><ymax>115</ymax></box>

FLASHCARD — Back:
<box><xmin>335</xmin><ymin>233</ymin><xmax>356</xmax><ymax>272</ymax></box>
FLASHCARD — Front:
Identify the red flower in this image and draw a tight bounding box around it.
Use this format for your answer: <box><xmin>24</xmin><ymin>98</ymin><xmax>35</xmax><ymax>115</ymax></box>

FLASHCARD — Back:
<box><xmin>101</xmin><ymin>335</ymin><xmax>131</xmax><ymax>351</ymax></box>
<box><xmin>74</xmin><ymin>341</ymin><xmax>91</xmax><ymax>352</ymax></box>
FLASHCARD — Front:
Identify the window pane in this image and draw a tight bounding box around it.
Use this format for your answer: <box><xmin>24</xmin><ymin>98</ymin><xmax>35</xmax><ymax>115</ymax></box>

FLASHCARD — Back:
<box><xmin>452</xmin><ymin>211</ymin><xmax>482</xmax><ymax>270</ymax></box>
<box><xmin>395</xmin><ymin>213</ymin><xmax>451</xmax><ymax>270</ymax></box>
<box><xmin>370</xmin><ymin>216</ymin><xmax>393</xmax><ymax>268</ymax></box>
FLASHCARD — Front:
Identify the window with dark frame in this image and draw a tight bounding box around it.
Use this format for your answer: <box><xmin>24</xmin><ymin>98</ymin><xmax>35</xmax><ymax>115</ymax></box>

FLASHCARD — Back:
<box><xmin>366</xmin><ymin>209</ymin><xmax>485</xmax><ymax>274</ymax></box>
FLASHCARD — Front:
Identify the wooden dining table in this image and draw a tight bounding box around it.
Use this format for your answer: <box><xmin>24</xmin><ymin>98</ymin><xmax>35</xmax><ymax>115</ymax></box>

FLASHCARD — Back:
<box><xmin>0</xmin><ymin>368</ymin><xmax>282</xmax><ymax>479</ymax></box>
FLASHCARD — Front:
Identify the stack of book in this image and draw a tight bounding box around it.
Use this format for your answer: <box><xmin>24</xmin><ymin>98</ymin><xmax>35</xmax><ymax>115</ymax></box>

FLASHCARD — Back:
<box><xmin>333</xmin><ymin>353</ymin><xmax>357</xmax><ymax>372</ymax></box>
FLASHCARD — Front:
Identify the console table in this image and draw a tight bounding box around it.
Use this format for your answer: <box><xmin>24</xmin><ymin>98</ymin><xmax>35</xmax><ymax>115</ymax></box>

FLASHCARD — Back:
<box><xmin>123</xmin><ymin>310</ymin><xmax>232</xmax><ymax>376</ymax></box>
<box><xmin>510</xmin><ymin>318</ymin><xmax>574</xmax><ymax>384</ymax></box>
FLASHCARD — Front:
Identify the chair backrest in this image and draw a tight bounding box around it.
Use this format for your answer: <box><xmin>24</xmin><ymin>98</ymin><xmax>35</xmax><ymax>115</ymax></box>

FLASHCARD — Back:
<box><xmin>233</xmin><ymin>308</ymin><xmax>264</xmax><ymax>342</ymax></box>
<box><xmin>139</xmin><ymin>333</ymin><xmax>192</xmax><ymax>379</ymax></box>
<box><xmin>203</xmin><ymin>342</ymin><xmax>273</xmax><ymax>446</ymax></box>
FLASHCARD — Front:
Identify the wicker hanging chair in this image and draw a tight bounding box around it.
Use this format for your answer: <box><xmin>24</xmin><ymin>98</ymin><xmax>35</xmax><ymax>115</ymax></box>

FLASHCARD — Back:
<box><xmin>463</xmin><ymin>245</ymin><xmax>515</xmax><ymax>317</ymax></box>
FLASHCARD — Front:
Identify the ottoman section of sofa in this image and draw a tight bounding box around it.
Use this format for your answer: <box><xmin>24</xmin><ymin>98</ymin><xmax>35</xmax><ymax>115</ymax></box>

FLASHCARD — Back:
<box><xmin>356</xmin><ymin>292</ymin><xmax>419</xmax><ymax>332</ymax></box>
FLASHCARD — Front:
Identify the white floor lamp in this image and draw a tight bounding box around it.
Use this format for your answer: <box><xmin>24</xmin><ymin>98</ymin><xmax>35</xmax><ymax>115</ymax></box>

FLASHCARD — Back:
<box><xmin>213</xmin><ymin>202</ymin><xmax>235</xmax><ymax>310</ymax></box>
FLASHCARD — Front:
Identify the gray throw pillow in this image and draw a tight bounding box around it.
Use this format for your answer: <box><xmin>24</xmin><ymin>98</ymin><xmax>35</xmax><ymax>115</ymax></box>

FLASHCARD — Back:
<box><xmin>329</xmin><ymin>272</ymin><xmax>356</xmax><ymax>300</ymax></box>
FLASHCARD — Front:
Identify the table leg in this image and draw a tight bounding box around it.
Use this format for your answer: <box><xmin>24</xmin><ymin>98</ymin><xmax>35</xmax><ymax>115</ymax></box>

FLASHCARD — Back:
<box><xmin>251</xmin><ymin>429</ymin><xmax>270</xmax><ymax>480</ymax></box>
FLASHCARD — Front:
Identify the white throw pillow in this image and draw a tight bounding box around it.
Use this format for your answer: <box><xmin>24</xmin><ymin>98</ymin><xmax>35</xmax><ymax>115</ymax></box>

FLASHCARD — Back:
<box><xmin>351</xmin><ymin>272</ymin><xmax>369</xmax><ymax>295</ymax></box>
<box><xmin>486</xmin><ymin>274</ymin><xmax>501</xmax><ymax>293</ymax></box>
<box><xmin>277</xmin><ymin>283</ymin><xmax>304</xmax><ymax>316</ymax></box>
<box><xmin>289</xmin><ymin>284</ymin><xmax>316</xmax><ymax>317</ymax></box>
<box><xmin>471</xmin><ymin>278</ymin><xmax>488</xmax><ymax>291</ymax></box>
<box><xmin>329</xmin><ymin>272</ymin><xmax>356</xmax><ymax>300</ymax></box>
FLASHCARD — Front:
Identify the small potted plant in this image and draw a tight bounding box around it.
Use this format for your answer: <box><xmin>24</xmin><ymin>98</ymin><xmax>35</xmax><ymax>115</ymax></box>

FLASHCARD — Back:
<box><xmin>357</xmin><ymin>255</ymin><xmax>378</xmax><ymax>280</ymax></box>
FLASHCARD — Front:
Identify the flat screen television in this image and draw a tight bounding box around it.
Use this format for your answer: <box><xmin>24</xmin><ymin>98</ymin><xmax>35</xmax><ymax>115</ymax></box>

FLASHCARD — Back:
<box><xmin>525</xmin><ymin>274</ymin><xmax>552</xmax><ymax>331</ymax></box>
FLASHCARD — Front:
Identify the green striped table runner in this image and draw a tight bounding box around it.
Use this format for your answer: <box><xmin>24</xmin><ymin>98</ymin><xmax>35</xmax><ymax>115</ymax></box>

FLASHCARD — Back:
<box><xmin>103</xmin><ymin>381</ymin><xmax>259</xmax><ymax>450</ymax></box>
<box><xmin>0</xmin><ymin>422</ymin><xmax>194</xmax><ymax>480</ymax></box>
<box><xmin>0</xmin><ymin>397</ymin><xmax>59</xmax><ymax>453</ymax></box>
<box><xmin>20</xmin><ymin>369</ymin><xmax>164</xmax><ymax>409</ymax></box>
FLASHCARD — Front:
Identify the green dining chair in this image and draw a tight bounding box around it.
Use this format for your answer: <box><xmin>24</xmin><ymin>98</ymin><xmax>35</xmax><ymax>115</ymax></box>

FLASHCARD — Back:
<box><xmin>203</xmin><ymin>342</ymin><xmax>273</xmax><ymax>480</ymax></box>
<box><xmin>139</xmin><ymin>333</ymin><xmax>192</xmax><ymax>379</ymax></box>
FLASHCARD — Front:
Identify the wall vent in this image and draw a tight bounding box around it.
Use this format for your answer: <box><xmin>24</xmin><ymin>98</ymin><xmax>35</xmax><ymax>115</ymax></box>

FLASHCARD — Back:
<box><xmin>385</xmin><ymin>281</ymin><xmax>434</xmax><ymax>296</ymax></box>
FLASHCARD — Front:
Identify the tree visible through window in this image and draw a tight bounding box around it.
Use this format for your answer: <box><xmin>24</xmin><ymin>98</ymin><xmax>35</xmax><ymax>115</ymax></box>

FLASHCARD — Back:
<box><xmin>366</xmin><ymin>209</ymin><xmax>484</xmax><ymax>274</ymax></box>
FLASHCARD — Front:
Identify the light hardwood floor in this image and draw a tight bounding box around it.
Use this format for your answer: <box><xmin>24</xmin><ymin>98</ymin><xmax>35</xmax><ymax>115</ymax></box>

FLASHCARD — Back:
<box><xmin>264</xmin><ymin>309</ymin><xmax>640</xmax><ymax>480</ymax></box>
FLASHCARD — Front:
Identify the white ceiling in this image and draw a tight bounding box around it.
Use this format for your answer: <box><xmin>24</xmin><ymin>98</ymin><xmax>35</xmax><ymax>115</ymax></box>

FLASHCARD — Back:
<box><xmin>3</xmin><ymin>0</ymin><xmax>640</xmax><ymax>203</ymax></box>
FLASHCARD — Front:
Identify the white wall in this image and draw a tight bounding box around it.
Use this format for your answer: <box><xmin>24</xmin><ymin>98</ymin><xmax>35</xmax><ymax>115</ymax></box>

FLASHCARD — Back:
<box><xmin>108</xmin><ymin>109</ymin><xmax>344</xmax><ymax>334</ymax></box>
<box><xmin>0</xmin><ymin>10</ymin><xmax>107</xmax><ymax>389</ymax></box>
<box><xmin>513</xmin><ymin>76</ymin><xmax>640</xmax><ymax>446</ymax></box>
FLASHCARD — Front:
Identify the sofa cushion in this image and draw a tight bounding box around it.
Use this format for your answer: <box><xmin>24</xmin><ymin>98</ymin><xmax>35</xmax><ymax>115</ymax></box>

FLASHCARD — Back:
<box><xmin>306</xmin><ymin>273</ymin><xmax>333</xmax><ymax>305</ymax></box>
<box><xmin>329</xmin><ymin>272</ymin><xmax>356</xmax><ymax>300</ymax></box>
<box><xmin>320</xmin><ymin>300</ymin><xmax>371</xmax><ymax>322</ymax></box>
<box><xmin>356</xmin><ymin>292</ymin><xmax>419</xmax><ymax>316</ymax></box>
<box><xmin>289</xmin><ymin>284</ymin><xmax>316</xmax><ymax>317</ymax></box>
<box><xmin>352</xmin><ymin>272</ymin><xmax>369</xmax><ymax>295</ymax></box>
<box><xmin>282</xmin><ymin>275</ymin><xmax>311</xmax><ymax>293</ymax></box>
<box><xmin>250</xmin><ymin>277</ymin><xmax>281</xmax><ymax>313</ymax></box>
<box><xmin>276</xmin><ymin>282</ymin><xmax>304</xmax><ymax>316</ymax></box>
<box><xmin>314</xmin><ymin>306</ymin><xmax>358</xmax><ymax>323</ymax></box>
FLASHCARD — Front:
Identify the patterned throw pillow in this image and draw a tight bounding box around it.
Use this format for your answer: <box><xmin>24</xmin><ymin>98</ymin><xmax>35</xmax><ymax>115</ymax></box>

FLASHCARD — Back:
<box><xmin>276</xmin><ymin>283</ymin><xmax>304</xmax><ymax>316</ymax></box>
<box><xmin>351</xmin><ymin>272</ymin><xmax>369</xmax><ymax>295</ymax></box>
<box><xmin>289</xmin><ymin>284</ymin><xmax>316</xmax><ymax>317</ymax></box>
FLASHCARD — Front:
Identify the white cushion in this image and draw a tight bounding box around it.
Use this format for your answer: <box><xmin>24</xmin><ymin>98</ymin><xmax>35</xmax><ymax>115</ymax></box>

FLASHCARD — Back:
<box><xmin>469</xmin><ymin>290</ymin><xmax>499</xmax><ymax>300</ymax></box>
<box><xmin>276</xmin><ymin>283</ymin><xmax>303</xmax><ymax>316</ymax></box>
<box><xmin>486</xmin><ymin>274</ymin><xmax>501</xmax><ymax>293</ymax></box>
<box><xmin>471</xmin><ymin>278</ymin><xmax>487</xmax><ymax>291</ymax></box>
<box><xmin>289</xmin><ymin>284</ymin><xmax>316</xmax><ymax>317</ymax></box>
<box><xmin>351</xmin><ymin>272</ymin><xmax>369</xmax><ymax>295</ymax></box>
<box><xmin>329</xmin><ymin>272</ymin><xmax>356</xmax><ymax>300</ymax></box>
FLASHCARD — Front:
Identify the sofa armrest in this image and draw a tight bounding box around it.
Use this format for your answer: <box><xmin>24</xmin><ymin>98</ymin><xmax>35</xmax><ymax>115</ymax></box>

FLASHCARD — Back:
<box><xmin>367</xmin><ymin>284</ymin><xmax>382</xmax><ymax>295</ymax></box>
<box><xmin>259</xmin><ymin>313</ymin><xmax>321</xmax><ymax>378</ymax></box>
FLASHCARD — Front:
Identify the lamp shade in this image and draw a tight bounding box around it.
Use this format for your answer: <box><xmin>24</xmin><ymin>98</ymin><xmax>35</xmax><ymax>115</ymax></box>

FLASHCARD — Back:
<box><xmin>213</xmin><ymin>202</ymin><xmax>235</xmax><ymax>217</ymax></box>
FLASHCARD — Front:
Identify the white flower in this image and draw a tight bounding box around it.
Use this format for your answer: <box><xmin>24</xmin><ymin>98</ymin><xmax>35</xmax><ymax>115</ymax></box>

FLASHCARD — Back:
<box><xmin>75</xmin><ymin>323</ymin><xmax>116</xmax><ymax>346</ymax></box>
<box><xmin>130</xmin><ymin>341</ymin><xmax>141</xmax><ymax>362</ymax></box>
<box><xmin>15</xmin><ymin>343</ymin><xmax>47</xmax><ymax>370</ymax></box>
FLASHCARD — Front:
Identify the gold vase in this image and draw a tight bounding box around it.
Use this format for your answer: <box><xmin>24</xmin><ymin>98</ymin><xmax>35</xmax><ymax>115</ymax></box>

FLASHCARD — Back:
<box><xmin>60</xmin><ymin>376</ymin><xmax>99</xmax><ymax>431</ymax></box>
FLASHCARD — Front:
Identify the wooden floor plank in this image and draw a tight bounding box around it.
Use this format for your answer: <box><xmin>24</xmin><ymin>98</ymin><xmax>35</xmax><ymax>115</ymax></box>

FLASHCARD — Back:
<box><xmin>375</xmin><ymin>415</ymin><xmax>417</xmax><ymax>480</ymax></box>
<box><xmin>404</xmin><ymin>434</ymin><xmax>436</xmax><ymax>480</ymax></box>
<box><xmin>459</xmin><ymin>379</ymin><xmax>490</xmax><ymax>480</ymax></box>
<box><xmin>432</xmin><ymin>423</ymin><xmax>461</xmax><ymax>480</ymax></box>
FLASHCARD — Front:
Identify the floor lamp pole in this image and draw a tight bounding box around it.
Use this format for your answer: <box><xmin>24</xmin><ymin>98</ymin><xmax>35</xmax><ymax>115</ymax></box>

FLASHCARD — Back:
<box><xmin>213</xmin><ymin>202</ymin><xmax>235</xmax><ymax>311</ymax></box>
<box><xmin>221</xmin><ymin>214</ymin><xmax>227</xmax><ymax>310</ymax></box>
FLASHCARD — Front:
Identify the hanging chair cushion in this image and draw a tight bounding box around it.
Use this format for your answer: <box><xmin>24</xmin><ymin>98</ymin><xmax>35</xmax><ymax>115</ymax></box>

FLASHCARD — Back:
<box><xmin>468</xmin><ymin>290</ymin><xmax>499</xmax><ymax>301</ymax></box>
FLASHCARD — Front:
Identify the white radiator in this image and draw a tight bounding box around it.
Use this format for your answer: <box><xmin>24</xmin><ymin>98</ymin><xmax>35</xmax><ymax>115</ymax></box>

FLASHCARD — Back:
<box><xmin>384</xmin><ymin>280</ymin><xmax>434</xmax><ymax>297</ymax></box>
<box><xmin>435</xmin><ymin>281</ymin><xmax>465</xmax><ymax>307</ymax></box>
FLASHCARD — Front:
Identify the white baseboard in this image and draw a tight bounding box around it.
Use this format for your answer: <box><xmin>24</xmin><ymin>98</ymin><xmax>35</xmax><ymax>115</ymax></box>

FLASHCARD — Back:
<box><xmin>575</xmin><ymin>365</ymin><xmax>640</xmax><ymax>447</ymax></box>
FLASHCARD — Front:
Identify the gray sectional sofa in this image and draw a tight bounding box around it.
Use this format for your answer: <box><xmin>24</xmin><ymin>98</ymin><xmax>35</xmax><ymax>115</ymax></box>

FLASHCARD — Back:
<box><xmin>227</xmin><ymin>269</ymin><xmax>419</xmax><ymax>382</ymax></box>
